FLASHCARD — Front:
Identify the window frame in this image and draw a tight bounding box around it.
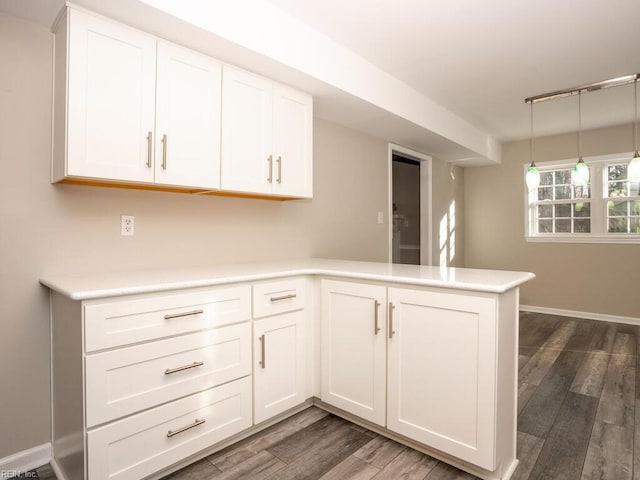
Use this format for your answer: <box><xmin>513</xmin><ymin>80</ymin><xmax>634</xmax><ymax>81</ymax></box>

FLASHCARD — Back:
<box><xmin>524</xmin><ymin>152</ymin><xmax>640</xmax><ymax>244</ymax></box>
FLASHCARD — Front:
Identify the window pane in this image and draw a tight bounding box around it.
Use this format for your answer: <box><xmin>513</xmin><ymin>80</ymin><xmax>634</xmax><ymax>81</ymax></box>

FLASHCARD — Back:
<box><xmin>631</xmin><ymin>218</ymin><xmax>640</xmax><ymax>233</ymax></box>
<box><xmin>555</xmin><ymin>185</ymin><xmax>571</xmax><ymax>200</ymax></box>
<box><xmin>538</xmin><ymin>205</ymin><xmax>553</xmax><ymax>218</ymax></box>
<box><xmin>608</xmin><ymin>200</ymin><xmax>628</xmax><ymax>217</ymax></box>
<box><xmin>555</xmin><ymin>203</ymin><xmax>571</xmax><ymax>218</ymax></box>
<box><xmin>574</xmin><ymin>219</ymin><xmax>591</xmax><ymax>233</ymax></box>
<box><xmin>573</xmin><ymin>185</ymin><xmax>591</xmax><ymax>199</ymax></box>
<box><xmin>608</xmin><ymin>181</ymin><xmax>626</xmax><ymax>197</ymax></box>
<box><xmin>632</xmin><ymin>200</ymin><xmax>640</xmax><ymax>216</ymax></box>
<box><xmin>609</xmin><ymin>217</ymin><xmax>628</xmax><ymax>233</ymax></box>
<box><xmin>540</xmin><ymin>171</ymin><xmax>553</xmax><ymax>186</ymax></box>
<box><xmin>555</xmin><ymin>219</ymin><xmax>571</xmax><ymax>232</ymax></box>
<box><xmin>555</xmin><ymin>170</ymin><xmax>571</xmax><ymax>185</ymax></box>
<box><xmin>538</xmin><ymin>219</ymin><xmax>552</xmax><ymax>233</ymax></box>
<box><xmin>538</xmin><ymin>187</ymin><xmax>553</xmax><ymax>201</ymax></box>
<box><xmin>631</xmin><ymin>182</ymin><xmax>640</xmax><ymax>196</ymax></box>
<box><xmin>608</xmin><ymin>164</ymin><xmax>627</xmax><ymax>181</ymax></box>
<box><xmin>574</xmin><ymin>202</ymin><xmax>590</xmax><ymax>217</ymax></box>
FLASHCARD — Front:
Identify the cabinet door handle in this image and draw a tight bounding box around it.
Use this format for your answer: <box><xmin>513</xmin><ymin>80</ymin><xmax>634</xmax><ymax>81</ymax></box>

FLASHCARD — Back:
<box><xmin>267</xmin><ymin>155</ymin><xmax>273</xmax><ymax>182</ymax></box>
<box><xmin>161</xmin><ymin>134</ymin><xmax>168</xmax><ymax>170</ymax></box>
<box><xmin>167</xmin><ymin>418</ymin><xmax>206</xmax><ymax>438</ymax></box>
<box><xmin>270</xmin><ymin>293</ymin><xmax>296</xmax><ymax>302</ymax></box>
<box><xmin>388</xmin><ymin>302</ymin><xmax>396</xmax><ymax>339</ymax></box>
<box><xmin>276</xmin><ymin>156</ymin><xmax>282</xmax><ymax>184</ymax></box>
<box><xmin>146</xmin><ymin>131</ymin><xmax>153</xmax><ymax>168</ymax></box>
<box><xmin>163</xmin><ymin>309</ymin><xmax>204</xmax><ymax>320</ymax></box>
<box><xmin>259</xmin><ymin>334</ymin><xmax>266</xmax><ymax>368</ymax></box>
<box><xmin>164</xmin><ymin>361</ymin><xmax>204</xmax><ymax>375</ymax></box>
<box><xmin>374</xmin><ymin>300</ymin><xmax>381</xmax><ymax>335</ymax></box>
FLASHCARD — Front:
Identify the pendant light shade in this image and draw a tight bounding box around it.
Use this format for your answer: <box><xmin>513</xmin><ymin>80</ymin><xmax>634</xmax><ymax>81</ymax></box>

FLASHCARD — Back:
<box><xmin>629</xmin><ymin>79</ymin><xmax>640</xmax><ymax>182</ymax></box>
<box><xmin>571</xmin><ymin>91</ymin><xmax>590</xmax><ymax>186</ymax></box>
<box><xmin>525</xmin><ymin>102</ymin><xmax>540</xmax><ymax>190</ymax></box>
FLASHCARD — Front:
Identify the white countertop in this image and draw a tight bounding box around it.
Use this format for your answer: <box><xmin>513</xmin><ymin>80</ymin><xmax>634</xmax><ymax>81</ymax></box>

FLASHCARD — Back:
<box><xmin>40</xmin><ymin>259</ymin><xmax>535</xmax><ymax>300</ymax></box>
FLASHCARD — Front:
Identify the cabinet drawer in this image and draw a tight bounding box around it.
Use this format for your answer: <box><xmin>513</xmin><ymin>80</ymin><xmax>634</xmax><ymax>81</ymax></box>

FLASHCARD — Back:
<box><xmin>253</xmin><ymin>278</ymin><xmax>305</xmax><ymax>319</ymax></box>
<box><xmin>84</xmin><ymin>285</ymin><xmax>251</xmax><ymax>351</ymax></box>
<box><xmin>86</xmin><ymin>323</ymin><xmax>251</xmax><ymax>427</ymax></box>
<box><xmin>87</xmin><ymin>377</ymin><xmax>252</xmax><ymax>480</ymax></box>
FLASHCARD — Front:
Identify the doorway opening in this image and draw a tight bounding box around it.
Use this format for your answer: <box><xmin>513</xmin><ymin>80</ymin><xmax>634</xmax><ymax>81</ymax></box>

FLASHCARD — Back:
<box><xmin>388</xmin><ymin>144</ymin><xmax>432</xmax><ymax>265</ymax></box>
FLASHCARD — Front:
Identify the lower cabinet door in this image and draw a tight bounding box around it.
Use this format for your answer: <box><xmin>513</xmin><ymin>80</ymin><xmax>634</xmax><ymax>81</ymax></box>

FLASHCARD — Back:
<box><xmin>386</xmin><ymin>287</ymin><xmax>497</xmax><ymax>470</ymax></box>
<box><xmin>87</xmin><ymin>377</ymin><xmax>252</xmax><ymax>480</ymax></box>
<box><xmin>253</xmin><ymin>311</ymin><xmax>306</xmax><ymax>424</ymax></box>
<box><xmin>320</xmin><ymin>280</ymin><xmax>387</xmax><ymax>426</ymax></box>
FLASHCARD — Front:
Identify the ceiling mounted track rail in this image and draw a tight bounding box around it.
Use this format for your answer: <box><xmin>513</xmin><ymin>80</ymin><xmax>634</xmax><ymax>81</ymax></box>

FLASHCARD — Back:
<box><xmin>525</xmin><ymin>73</ymin><xmax>640</xmax><ymax>104</ymax></box>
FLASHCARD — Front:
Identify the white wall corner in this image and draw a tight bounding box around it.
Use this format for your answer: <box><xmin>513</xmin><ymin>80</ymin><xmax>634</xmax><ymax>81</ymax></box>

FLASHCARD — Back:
<box><xmin>0</xmin><ymin>443</ymin><xmax>51</xmax><ymax>477</ymax></box>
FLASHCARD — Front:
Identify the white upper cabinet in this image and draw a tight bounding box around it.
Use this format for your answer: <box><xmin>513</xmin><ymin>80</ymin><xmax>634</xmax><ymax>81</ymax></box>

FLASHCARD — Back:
<box><xmin>54</xmin><ymin>9</ymin><xmax>223</xmax><ymax>190</ymax></box>
<box><xmin>221</xmin><ymin>66</ymin><xmax>273</xmax><ymax>195</ymax></box>
<box><xmin>221</xmin><ymin>66</ymin><xmax>313</xmax><ymax>198</ymax></box>
<box><xmin>272</xmin><ymin>85</ymin><xmax>313</xmax><ymax>197</ymax></box>
<box><xmin>63</xmin><ymin>9</ymin><xmax>156</xmax><ymax>183</ymax></box>
<box><xmin>155</xmin><ymin>42</ymin><xmax>222</xmax><ymax>189</ymax></box>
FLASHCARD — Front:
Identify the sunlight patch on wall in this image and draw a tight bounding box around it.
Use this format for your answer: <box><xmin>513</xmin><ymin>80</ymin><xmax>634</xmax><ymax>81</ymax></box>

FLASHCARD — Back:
<box><xmin>439</xmin><ymin>200</ymin><xmax>456</xmax><ymax>266</ymax></box>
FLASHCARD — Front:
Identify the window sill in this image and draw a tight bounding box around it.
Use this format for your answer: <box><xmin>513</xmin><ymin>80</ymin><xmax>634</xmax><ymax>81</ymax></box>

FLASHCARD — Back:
<box><xmin>526</xmin><ymin>235</ymin><xmax>640</xmax><ymax>244</ymax></box>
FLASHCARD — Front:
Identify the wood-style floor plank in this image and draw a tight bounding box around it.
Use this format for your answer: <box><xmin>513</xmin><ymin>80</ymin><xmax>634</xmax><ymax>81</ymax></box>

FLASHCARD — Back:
<box><xmin>512</xmin><ymin>431</ymin><xmax>545</xmax><ymax>480</ymax></box>
<box><xmin>518</xmin><ymin>349</ymin><xmax>585</xmax><ymax>438</ymax></box>
<box><xmin>210</xmin><ymin>451</ymin><xmax>285</xmax><ymax>480</ymax></box>
<box><xmin>165</xmin><ymin>458</ymin><xmax>221</xmax><ymax>479</ymax></box>
<box><xmin>371</xmin><ymin>448</ymin><xmax>438</xmax><ymax>480</ymax></box>
<box><xmin>527</xmin><ymin>392</ymin><xmax>599</xmax><ymax>480</ymax></box>
<box><xmin>353</xmin><ymin>435</ymin><xmax>406</xmax><ymax>469</ymax></box>
<box><xmin>570</xmin><ymin>351</ymin><xmax>610</xmax><ymax>398</ymax></box>
<box><xmin>265</xmin><ymin>416</ymin><xmax>371</xmax><ymax>480</ymax></box>
<box><xmin>595</xmin><ymin>352</ymin><xmax>635</xmax><ymax>427</ymax></box>
<box><xmin>424</xmin><ymin>461</ymin><xmax>477</xmax><ymax>479</ymax></box>
<box><xmin>208</xmin><ymin>407</ymin><xmax>329</xmax><ymax>471</ymax></box>
<box><xmin>581</xmin><ymin>421</ymin><xmax>633</xmax><ymax>480</ymax></box>
<box><xmin>318</xmin><ymin>456</ymin><xmax>380</xmax><ymax>480</ymax></box>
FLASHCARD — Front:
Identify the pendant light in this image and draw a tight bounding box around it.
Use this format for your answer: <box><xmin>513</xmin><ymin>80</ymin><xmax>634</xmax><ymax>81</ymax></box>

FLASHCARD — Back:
<box><xmin>525</xmin><ymin>101</ymin><xmax>540</xmax><ymax>190</ymax></box>
<box><xmin>571</xmin><ymin>91</ymin><xmax>590</xmax><ymax>186</ymax></box>
<box><xmin>629</xmin><ymin>78</ymin><xmax>640</xmax><ymax>182</ymax></box>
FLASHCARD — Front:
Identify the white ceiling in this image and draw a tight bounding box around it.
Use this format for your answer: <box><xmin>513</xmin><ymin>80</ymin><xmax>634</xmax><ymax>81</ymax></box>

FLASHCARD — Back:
<box><xmin>2</xmin><ymin>0</ymin><xmax>639</xmax><ymax>147</ymax></box>
<box><xmin>266</xmin><ymin>0</ymin><xmax>640</xmax><ymax>141</ymax></box>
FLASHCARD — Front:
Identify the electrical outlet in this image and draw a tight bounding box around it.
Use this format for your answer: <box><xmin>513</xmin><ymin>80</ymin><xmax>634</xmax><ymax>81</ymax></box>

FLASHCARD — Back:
<box><xmin>121</xmin><ymin>215</ymin><xmax>134</xmax><ymax>236</ymax></box>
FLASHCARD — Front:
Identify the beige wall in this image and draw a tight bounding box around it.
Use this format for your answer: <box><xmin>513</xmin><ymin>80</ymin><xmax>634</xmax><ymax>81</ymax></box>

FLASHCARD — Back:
<box><xmin>0</xmin><ymin>13</ymin><xmax>466</xmax><ymax>459</ymax></box>
<box><xmin>432</xmin><ymin>161</ymin><xmax>465</xmax><ymax>268</ymax></box>
<box><xmin>465</xmin><ymin>123</ymin><xmax>639</xmax><ymax>318</ymax></box>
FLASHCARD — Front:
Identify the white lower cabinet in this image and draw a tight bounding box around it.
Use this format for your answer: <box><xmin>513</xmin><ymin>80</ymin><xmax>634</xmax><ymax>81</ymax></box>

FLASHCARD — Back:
<box><xmin>87</xmin><ymin>377</ymin><xmax>252</xmax><ymax>480</ymax></box>
<box><xmin>320</xmin><ymin>280</ymin><xmax>387</xmax><ymax>426</ymax></box>
<box><xmin>253</xmin><ymin>310</ymin><xmax>306</xmax><ymax>424</ymax></box>
<box><xmin>320</xmin><ymin>280</ymin><xmax>503</xmax><ymax>472</ymax></box>
<box><xmin>387</xmin><ymin>287</ymin><xmax>497</xmax><ymax>471</ymax></box>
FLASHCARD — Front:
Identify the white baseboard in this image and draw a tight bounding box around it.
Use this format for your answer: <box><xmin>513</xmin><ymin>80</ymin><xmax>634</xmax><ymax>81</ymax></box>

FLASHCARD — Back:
<box><xmin>0</xmin><ymin>443</ymin><xmax>51</xmax><ymax>477</ymax></box>
<box><xmin>50</xmin><ymin>457</ymin><xmax>69</xmax><ymax>480</ymax></box>
<box><xmin>520</xmin><ymin>305</ymin><xmax>640</xmax><ymax>326</ymax></box>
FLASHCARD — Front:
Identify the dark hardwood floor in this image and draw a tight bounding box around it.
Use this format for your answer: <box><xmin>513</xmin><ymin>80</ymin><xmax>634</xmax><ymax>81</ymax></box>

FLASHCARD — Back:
<box><xmin>25</xmin><ymin>312</ymin><xmax>639</xmax><ymax>480</ymax></box>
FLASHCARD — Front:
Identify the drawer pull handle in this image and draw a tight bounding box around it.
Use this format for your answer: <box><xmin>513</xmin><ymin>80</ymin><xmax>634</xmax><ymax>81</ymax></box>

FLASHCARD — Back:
<box><xmin>167</xmin><ymin>418</ymin><xmax>206</xmax><ymax>438</ymax></box>
<box><xmin>164</xmin><ymin>309</ymin><xmax>204</xmax><ymax>320</ymax></box>
<box><xmin>259</xmin><ymin>334</ymin><xmax>266</xmax><ymax>368</ymax></box>
<box><xmin>165</xmin><ymin>361</ymin><xmax>204</xmax><ymax>375</ymax></box>
<box><xmin>374</xmin><ymin>300</ymin><xmax>381</xmax><ymax>335</ymax></box>
<box><xmin>161</xmin><ymin>133</ymin><xmax>168</xmax><ymax>170</ymax></box>
<box><xmin>270</xmin><ymin>293</ymin><xmax>296</xmax><ymax>302</ymax></box>
<box><xmin>389</xmin><ymin>302</ymin><xmax>396</xmax><ymax>339</ymax></box>
<box><xmin>276</xmin><ymin>156</ymin><xmax>282</xmax><ymax>184</ymax></box>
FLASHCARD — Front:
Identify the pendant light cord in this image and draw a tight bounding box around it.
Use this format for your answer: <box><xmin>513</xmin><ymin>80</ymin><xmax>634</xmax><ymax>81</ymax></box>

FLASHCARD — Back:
<box><xmin>530</xmin><ymin>102</ymin><xmax>535</xmax><ymax>165</ymax></box>
<box><xmin>634</xmin><ymin>79</ymin><xmax>638</xmax><ymax>153</ymax></box>
<box><xmin>578</xmin><ymin>91</ymin><xmax>582</xmax><ymax>159</ymax></box>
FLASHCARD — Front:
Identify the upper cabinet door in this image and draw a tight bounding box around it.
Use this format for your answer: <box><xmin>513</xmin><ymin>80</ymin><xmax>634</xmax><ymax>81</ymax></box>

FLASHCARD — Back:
<box><xmin>66</xmin><ymin>9</ymin><xmax>156</xmax><ymax>183</ymax></box>
<box><xmin>221</xmin><ymin>66</ymin><xmax>273</xmax><ymax>195</ymax></box>
<box><xmin>272</xmin><ymin>85</ymin><xmax>313</xmax><ymax>198</ymax></box>
<box><xmin>155</xmin><ymin>42</ymin><xmax>222</xmax><ymax>189</ymax></box>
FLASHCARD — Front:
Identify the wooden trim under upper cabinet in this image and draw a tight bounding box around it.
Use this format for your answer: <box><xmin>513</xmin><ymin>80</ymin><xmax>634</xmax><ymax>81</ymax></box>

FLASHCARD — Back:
<box><xmin>57</xmin><ymin>178</ymin><xmax>304</xmax><ymax>201</ymax></box>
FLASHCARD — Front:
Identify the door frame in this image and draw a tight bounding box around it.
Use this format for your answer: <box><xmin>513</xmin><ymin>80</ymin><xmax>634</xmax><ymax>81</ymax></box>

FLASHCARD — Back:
<box><xmin>388</xmin><ymin>143</ymin><xmax>433</xmax><ymax>265</ymax></box>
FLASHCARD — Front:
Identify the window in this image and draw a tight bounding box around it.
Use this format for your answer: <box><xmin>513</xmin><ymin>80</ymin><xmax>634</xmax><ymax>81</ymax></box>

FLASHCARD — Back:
<box><xmin>525</xmin><ymin>154</ymin><xmax>640</xmax><ymax>243</ymax></box>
